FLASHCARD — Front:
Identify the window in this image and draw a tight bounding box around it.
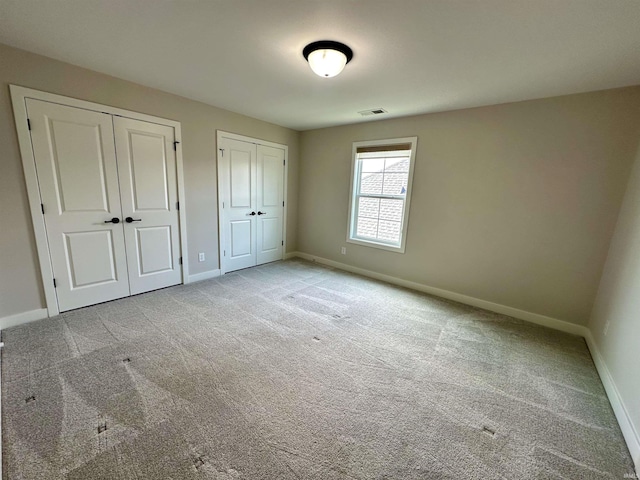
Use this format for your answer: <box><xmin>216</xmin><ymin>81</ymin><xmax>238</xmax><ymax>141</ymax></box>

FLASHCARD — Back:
<box><xmin>347</xmin><ymin>137</ymin><xmax>417</xmax><ymax>253</ymax></box>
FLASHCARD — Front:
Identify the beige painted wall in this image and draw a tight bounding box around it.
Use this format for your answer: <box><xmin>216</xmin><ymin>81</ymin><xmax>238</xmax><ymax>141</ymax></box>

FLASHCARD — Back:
<box><xmin>0</xmin><ymin>43</ymin><xmax>299</xmax><ymax>318</ymax></box>
<box><xmin>589</xmin><ymin>141</ymin><xmax>640</xmax><ymax>466</ymax></box>
<box><xmin>298</xmin><ymin>87</ymin><xmax>640</xmax><ymax>325</ymax></box>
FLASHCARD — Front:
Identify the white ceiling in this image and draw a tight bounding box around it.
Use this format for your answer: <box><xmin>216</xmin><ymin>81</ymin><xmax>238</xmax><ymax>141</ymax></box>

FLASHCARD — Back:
<box><xmin>1</xmin><ymin>0</ymin><xmax>640</xmax><ymax>131</ymax></box>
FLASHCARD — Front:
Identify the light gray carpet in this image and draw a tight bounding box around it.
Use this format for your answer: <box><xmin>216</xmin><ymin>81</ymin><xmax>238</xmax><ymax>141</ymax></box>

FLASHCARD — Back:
<box><xmin>1</xmin><ymin>259</ymin><xmax>635</xmax><ymax>479</ymax></box>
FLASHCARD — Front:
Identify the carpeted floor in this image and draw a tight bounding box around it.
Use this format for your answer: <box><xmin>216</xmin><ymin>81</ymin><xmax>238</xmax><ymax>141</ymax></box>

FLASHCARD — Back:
<box><xmin>1</xmin><ymin>259</ymin><xmax>635</xmax><ymax>479</ymax></box>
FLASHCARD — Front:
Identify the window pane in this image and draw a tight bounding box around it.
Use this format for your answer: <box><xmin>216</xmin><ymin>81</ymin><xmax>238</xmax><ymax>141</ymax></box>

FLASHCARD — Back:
<box><xmin>384</xmin><ymin>157</ymin><xmax>410</xmax><ymax>172</ymax></box>
<box><xmin>379</xmin><ymin>198</ymin><xmax>404</xmax><ymax>222</ymax></box>
<box><xmin>360</xmin><ymin>173</ymin><xmax>383</xmax><ymax>194</ymax></box>
<box><xmin>350</xmin><ymin>140</ymin><xmax>415</xmax><ymax>250</ymax></box>
<box><xmin>360</xmin><ymin>158</ymin><xmax>385</xmax><ymax>173</ymax></box>
<box><xmin>356</xmin><ymin>217</ymin><xmax>378</xmax><ymax>239</ymax></box>
<box><xmin>377</xmin><ymin>220</ymin><xmax>401</xmax><ymax>243</ymax></box>
<box><xmin>382</xmin><ymin>173</ymin><xmax>408</xmax><ymax>195</ymax></box>
<box><xmin>358</xmin><ymin>197</ymin><xmax>380</xmax><ymax>219</ymax></box>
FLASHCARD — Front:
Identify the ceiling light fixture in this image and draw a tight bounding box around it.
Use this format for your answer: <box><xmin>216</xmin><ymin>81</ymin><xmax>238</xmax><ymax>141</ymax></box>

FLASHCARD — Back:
<box><xmin>303</xmin><ymin>40</ymin><xmax>353</xmax><ymax>78</ymax></box>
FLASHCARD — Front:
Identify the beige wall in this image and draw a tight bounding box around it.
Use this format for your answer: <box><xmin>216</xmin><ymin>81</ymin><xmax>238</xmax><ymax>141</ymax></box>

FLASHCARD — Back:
<box><xmin>298</xmin><ymin>87</ymin><xmax>640</xmax><ymax>325</ymax></box>
<box><xmin>3</xmin><ymin>39</ymin><xmax>640</xmax><ymax>329</ymax></box>
<box><xmin>589</xmin><ymin>141</ymin><xmax>640</xmax><ymax>467</ymax></box>
<box><xmin>0</xmin><ymin>43</ymin><xmax>300</xmax><ymax>318</ymax></box>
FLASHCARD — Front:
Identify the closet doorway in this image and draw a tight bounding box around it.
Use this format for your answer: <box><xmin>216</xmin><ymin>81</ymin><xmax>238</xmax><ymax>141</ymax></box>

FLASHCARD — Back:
<box><xmin>11</xmin><ymin>86</ymin><xmax>189</xmax><ymax>316</ymax></box>
<box><xmin>217</xmin><ymin>131</ymin><xmax>287</xmax><ymax>274</ymax></box>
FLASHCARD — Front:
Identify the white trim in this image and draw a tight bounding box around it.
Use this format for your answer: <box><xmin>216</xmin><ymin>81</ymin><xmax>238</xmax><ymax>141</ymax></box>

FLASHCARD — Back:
<box><xmin>216</xmin><ymin>130</ymin><xmax>288</xmax><ymax>150</ymax></box>
<box><xmin>284</xmin><ymin>252</ymin><xmax>298</xmax><ymax>260</ymax></box>
<box><xmin>287</xmin><ymin>252</ymin><xmax>588</xmax><ymax>337</ymax></box>
<box><xmin>10</xmin><ymin>85</ymin><xmax>183</xmax><ymax>127</ymax></box>
<box><xmin>10</xmin><ymin>87</ymin><xmax>60</xmax><ymax>316</ymax></box>
<box><xmin>186</xmin><ymin>269</ymin><xmax>221</xmax><ymax>283</ymax></box>
<box><xmin>0</xmin><ymin>308</ymin><xmax>49</xmax><ymax>330</ymax></box>
<box><xmin>584</xmin><ymin>332</ymin><xmax>640</xmax><ymax>473</ymax></box>
<box><xmin>282</xmin><ymin>142</ymin><xmax>289</xmax><ymax>257</ymax></box>
<box><xmin>9</xmin><ymin>85</ymin><xmax>189</xmax><ymax>316</ymax></box>
<box><xmin>347</xmin><ymin>136</ymin><xmax>418</xmax><ymax>254</ymax></box>
<box><xmin>216</xmin><ymin>130</ymin><xmax>289</xmax><ymax>275</ymax></box>
<box><xmin>174</xmin><ymin>131</ymin><xmax>190</xmax><ymax>284</ymax></box>
<box><xmin>285</xmin><ymin>252</ymin><xmax>640</xmax><ymax>470</ymax></box>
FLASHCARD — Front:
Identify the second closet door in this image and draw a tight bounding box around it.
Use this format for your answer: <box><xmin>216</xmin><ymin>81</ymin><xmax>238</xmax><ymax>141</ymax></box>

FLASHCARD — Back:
<box><xmin>114</xmin><ymin>117</ymin><xmax>182</xmax><ymax>295</ymax></box>
<box><xmin>219</xmin><ymin>136</ymin><xmax>285</xmax><ymax>273</ymax></box>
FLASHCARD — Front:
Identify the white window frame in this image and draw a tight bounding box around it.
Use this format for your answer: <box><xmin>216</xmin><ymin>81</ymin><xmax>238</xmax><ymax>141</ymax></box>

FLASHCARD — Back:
<box><xmin>347</xmin><ymin>136</ymin><xmax>418</xmax><ymax>253</ymax></box>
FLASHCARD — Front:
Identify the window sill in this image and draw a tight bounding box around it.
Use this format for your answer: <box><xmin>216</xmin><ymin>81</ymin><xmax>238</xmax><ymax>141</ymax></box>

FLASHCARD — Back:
<box><xmin>346</xmin><ymin>237</ymin><xmax>406</xmax><ymax>253</ymax></box>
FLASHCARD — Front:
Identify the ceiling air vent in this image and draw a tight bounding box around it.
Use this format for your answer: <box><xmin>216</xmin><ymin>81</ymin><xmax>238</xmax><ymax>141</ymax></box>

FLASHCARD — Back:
<box><xmin>358</xmin><ymin>108</ymin><xmax>388</xmax><ymax>117</ymax></box>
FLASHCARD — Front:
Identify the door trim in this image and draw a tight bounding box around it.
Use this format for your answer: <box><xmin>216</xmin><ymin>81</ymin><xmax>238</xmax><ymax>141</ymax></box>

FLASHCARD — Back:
<box><xmin>10</xmin><ymin>85</ymin><xmax>189</xmax><ymax>317</ymax></box>
<box><xmin>216</xmin><ymin>131</ymin><xmax>288</xmax><ymax>275</ymax></box>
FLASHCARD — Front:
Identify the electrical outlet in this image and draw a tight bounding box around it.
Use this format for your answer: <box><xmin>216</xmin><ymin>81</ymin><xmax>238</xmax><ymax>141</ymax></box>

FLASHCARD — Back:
<box><xmin>341</xmin><ymin>247</ymin><xmax>347</xmax><ymax>255</ymax></box>
<box><xmin>198</xmin><ymin>252</ymin><xmax>205</xmax><ymax>262</ymax></box>
<box><xmin>604</xmin><ymin>321</ymin><xmax>611</xmax><ymax>336</ymax></box>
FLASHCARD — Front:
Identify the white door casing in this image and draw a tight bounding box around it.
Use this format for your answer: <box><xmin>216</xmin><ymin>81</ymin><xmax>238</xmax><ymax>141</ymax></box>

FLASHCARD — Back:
<box><xmin>218</xmin><ymin>132</ymin><xmax>287</xmax><ymax>274</ymax></box>
<box><xmin>114</xmin><ymin>117</ymin><xmax>182</xmax><ymax>295</ymax></box>
<box><xmin>26</xmin><ymin>99</ymin><xmax>130</xmax><ymax>311</ymax></box>
<box><xmin>256</xmin><ymin>145</ymin><xmax>285</xmax><ymax>265</ymax></box>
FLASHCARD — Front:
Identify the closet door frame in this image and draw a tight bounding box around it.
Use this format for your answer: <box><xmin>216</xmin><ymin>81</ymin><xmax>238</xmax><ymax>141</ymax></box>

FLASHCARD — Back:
<box><xmin>10</xmin><ymin>85</ymin><xmax>190</xmax><ymax>317</ymax></box>
<box><xmin>216</xmin><ymin>130</ymin><xmax>289</xmax><ymax>275</ymax></box>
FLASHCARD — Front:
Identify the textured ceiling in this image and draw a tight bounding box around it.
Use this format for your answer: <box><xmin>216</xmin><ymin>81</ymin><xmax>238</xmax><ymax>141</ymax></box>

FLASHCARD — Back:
<box><xmin>1</xmin><ymin>0</ymin><xmax>640</xmax><ymax>130</ymax></box>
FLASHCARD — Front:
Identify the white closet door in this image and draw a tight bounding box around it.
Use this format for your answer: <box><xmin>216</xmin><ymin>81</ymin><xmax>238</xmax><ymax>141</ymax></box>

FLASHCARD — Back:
<box><xmin>114</xmin><ymin>117</ymin><xmax>182</xmax><ymax>295</ymax></box>
<box><xmin>219</xmin><ymin>137</ymin><xmax>258</xmax><ymax>273</ymax></box>
<box><xmin>26</xmin><ymin>99</ymin><xmax>130</xmax><ymax>312</ymax></box>
<box><xmin>256</xmin><ymin>145</ymin><xmax>284</xmax><ymax>265</ymax></box>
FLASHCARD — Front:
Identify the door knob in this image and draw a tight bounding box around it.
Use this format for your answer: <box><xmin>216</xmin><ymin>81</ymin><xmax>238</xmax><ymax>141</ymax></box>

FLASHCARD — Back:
<box><xmin>125</xmin><ymin>217</ymin><xmax>142</xmax><ymax>223</ymax></box>
<box><xmin>104</xmin><ymin>217</ymin><xmax>120</xmax><ymax>224</ymax></box>
<box><xmin>248</xmin><ymin>211</ymin><xmax>256</xmax><ymax>216</ymax></box>
<box><xmin>257</xmin><ymin>211</ymin><xmax>266</xmax><ymax>215</ymax></box>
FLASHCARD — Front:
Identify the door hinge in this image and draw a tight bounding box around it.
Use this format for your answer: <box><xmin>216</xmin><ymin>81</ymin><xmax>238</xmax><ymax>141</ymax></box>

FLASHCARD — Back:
<box><xmin>219</xmin><ymin>148</ymin><xmax>224</xmax><ymax>157</ymax></box>
<box><xmin>223</xmin><ymin>250</ymin><xmax>226</xmax><ymax>256</ymax></box>
<box><xmin>176</xmin><ymin>201</ymin><xmax>179</xmax><ymax>210</ymax></box>
<box><xmin>283</xmin><ymin>159</ymin><xmax>285</xmax><ymax>165</ymax></box>
<box><xmin>281</xmin><ymin>241</ymin><xmax>284</xmax><ymax>246</ymax></box>
<box><xmin>53</xmin><ymin>278</ymin><xmax>57</xmax><ymax>288</ymax></box>
<box><xmin>27</xmin><ymin>119</ymin><xmax>32</xmax><ymax>131</ymax></box>
<box><xmin>173</xmin><ymin>141</ymin><xmax>180</xmax><ymax>151</ymax></box>
<box><xmin>222</xmin><ymin>201</ymin><xmax>225</xmax><ymax>208</ymax></box>
<box><xmin>41</xmin><ymin>203</ymin><xmax>45</xmax><ymax>214</ymax></box>
<box><xmin>179</xmin><ymin>257</ymin><xmax>182</xmax><ymax>265</ymax></box>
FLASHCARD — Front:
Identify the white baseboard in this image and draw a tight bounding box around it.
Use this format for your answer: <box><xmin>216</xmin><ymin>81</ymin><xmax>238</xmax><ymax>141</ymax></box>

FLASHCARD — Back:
<box><xmin>0</xmin><ymin>308</ymin><xmax>48</xmax><ymax>330</ymax></box>
<box><xmin>0</xmin><ymin>272</ymin><xmax>225</xmax><ymax>330</ymax></box>
<box><xmin>284</xmin><ymin>252</ymin><xmax>298</xmax><ymax>260</ymax></box>
<box><xmin>290</xmin><ymin>251</ymin><xmax>588</xmax><ymax>337</ymax></box>
<box><xmin>186</xmin><ymin>269</ymin><xmax>221</xmax><ymax>284</ymax></box>
<box><xmin>288</xmin><ymin>251</ymin><xmax>640</xmax><ymax>471</ymax></box>
<box><xmin>584</xmin><ymin>332</ymin><xmax>640</xmax><ymax>473</ymax></box>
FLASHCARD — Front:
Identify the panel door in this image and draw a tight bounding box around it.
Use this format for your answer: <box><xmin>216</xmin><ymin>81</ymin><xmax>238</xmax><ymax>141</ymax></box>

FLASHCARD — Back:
<box><xmin>26</xmin><ymin>99</ymin><xmax>130</xmax><ymax>312</ymax></box>
<box><xmin>256</xmin><ymin>145</ymin><xmax>285</xmax><ymax>265</ymax></box>
<box><xmin>114</xmin><ymin>117</ymin><xmax>182</xmax><ymax>295</ymax></box>
<box><xmin>219</xmin><ymin>138</ymin><xmax>257</xmax><ymax>273</ymax></box>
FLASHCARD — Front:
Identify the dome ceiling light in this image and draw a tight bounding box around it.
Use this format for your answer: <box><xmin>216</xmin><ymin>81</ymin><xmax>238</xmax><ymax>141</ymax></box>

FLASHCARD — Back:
<box><xmin>302</xmin><ymin>40</ymin><xmax>353</xmax><ymax>78</ymax></box>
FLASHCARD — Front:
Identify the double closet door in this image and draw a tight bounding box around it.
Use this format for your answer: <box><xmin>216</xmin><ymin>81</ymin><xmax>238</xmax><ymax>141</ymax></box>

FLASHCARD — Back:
<box><xmin>218</xmin><ymin>135</ymin><xmax>285</xmax><ymax>273</ymax></box>
<box><xmin>27</xmin><ymin>99</ymin><xmax>182</xmax><ymax>312</ymax></box>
